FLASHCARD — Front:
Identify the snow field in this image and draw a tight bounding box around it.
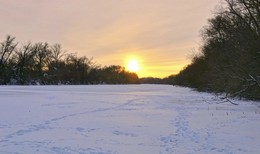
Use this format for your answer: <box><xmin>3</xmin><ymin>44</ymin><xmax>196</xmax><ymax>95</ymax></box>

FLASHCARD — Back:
<box><xmin>0</xmin><ymin>85</ymin><xmax>259</xmax><ymax>154</ymax></box>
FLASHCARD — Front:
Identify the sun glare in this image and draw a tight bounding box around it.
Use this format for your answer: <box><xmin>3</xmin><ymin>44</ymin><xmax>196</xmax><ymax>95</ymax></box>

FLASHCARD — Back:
<box><xmin>127</xmin><ymin>59</ymin><xmax>140</xmax><ymax>72</ymax></box>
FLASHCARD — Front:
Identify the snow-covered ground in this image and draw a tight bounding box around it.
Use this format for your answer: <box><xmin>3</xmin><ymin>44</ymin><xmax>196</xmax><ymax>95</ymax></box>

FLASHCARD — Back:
<box><xmin>0</xmin><ymin>85</ymin><xmax>259</xmax><ymax>154</ymax></box>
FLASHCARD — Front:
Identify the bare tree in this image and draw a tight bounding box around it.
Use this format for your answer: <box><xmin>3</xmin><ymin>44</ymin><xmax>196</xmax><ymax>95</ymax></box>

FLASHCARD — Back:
<box><xmin>0</xmin><ymin>35</ymin><xmax>18</xmax><ymax>84</ymax></box>
<box><xmin>174</xmin><ymin>0</ymin><xmax>260</xmax><ymax>100</ymax></box>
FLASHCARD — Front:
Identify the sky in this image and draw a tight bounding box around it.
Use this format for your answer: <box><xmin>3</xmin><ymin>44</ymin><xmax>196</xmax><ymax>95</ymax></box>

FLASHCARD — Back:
<box><xmin>0</xmin><ymin>0</ymin><xmax>221</xmax><ymax>78</ymax></box>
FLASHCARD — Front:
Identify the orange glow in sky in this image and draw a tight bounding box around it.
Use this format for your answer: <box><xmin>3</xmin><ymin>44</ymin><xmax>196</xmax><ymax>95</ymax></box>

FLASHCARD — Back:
<box><xmin>0</xmin><ymin>0</ymin><xmax>220</xmax><ymax>78</ymax></box>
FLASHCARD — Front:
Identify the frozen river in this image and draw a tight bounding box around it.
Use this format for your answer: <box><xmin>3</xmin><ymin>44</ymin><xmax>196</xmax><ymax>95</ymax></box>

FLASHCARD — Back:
<box><xmin>0</xmin><ymin>85</ymin><xmax>259</xmax><ymax>154</ymax></box>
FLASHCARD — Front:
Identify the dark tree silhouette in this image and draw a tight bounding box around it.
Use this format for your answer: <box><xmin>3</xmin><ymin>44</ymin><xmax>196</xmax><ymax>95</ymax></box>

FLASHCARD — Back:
<box><xmin>0</xmin><ymin>36</ymin><xmax>140</xmax><ymax>85</ymax></box>
<box><xmin>0</xmin><ymin>35</ymin><xmax>18</xmax><ymax>84</ymax></box>
<box><xmin>174</xmin><ymin>0</ymin><xmax>260</xmax><ymax>100</ymax></box>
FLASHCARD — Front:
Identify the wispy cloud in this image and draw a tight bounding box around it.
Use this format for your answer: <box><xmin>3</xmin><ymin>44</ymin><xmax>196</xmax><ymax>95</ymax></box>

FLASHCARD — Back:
<box><xmin>0</xmin><ymin>0</ymin><xmax>219</xmax><ymax>77</ymax></box>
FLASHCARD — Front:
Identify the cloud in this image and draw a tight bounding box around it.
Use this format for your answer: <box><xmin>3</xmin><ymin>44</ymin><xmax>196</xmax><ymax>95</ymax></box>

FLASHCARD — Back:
<box><xmin>0</xmin><ymin>0</ymin><xmax>219</xmax><ymax>77</ymax></box>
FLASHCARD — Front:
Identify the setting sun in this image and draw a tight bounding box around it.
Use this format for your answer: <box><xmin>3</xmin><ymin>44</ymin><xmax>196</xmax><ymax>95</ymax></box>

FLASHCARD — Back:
<box><xmin>127</xmin><ymin>59</ymin><xmax>140</xmax><ymax>72</ymax></box>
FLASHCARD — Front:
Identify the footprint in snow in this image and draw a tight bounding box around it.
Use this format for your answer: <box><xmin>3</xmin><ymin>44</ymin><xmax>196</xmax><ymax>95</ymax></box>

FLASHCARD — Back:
<box><xmin>113</xmin><ymin>131</ymin><xmax>137</xmax><ymax>137</ymax></box>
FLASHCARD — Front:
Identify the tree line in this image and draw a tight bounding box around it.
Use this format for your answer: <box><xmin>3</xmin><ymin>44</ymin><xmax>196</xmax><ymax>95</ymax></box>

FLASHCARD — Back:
<box><xmin>0</xmin><ymin>36</ymin><xmax>139</xmax><ymax>85</ymax></box>
<box><xmin>174</xmin><ymin>0</ymin><xmax>260</xmax><ymax>100</ymax></box>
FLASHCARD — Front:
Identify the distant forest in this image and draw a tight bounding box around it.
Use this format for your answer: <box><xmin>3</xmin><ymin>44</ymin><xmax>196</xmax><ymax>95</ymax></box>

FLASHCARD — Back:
<box><xmin>174</xmin><ymin>0</ymin><xmax>260</xmax><ymax>100</ymax></box>
<box><xmin>0</xmin><ymin>36</ymin><xmax>142</xmax><ymax>85</ymax></box>
<box><xmin>0</xmin><ymin>35</ymin><xmax>175</xmax><ymax>85</ymax></box>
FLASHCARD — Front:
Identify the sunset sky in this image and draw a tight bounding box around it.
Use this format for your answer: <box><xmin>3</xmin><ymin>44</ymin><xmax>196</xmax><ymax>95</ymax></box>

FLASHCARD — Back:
<box><xmin>0</xmin><ymin>0</ymin><xmax>220</xmax><ymax>78</ymax></box>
